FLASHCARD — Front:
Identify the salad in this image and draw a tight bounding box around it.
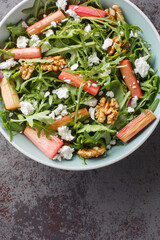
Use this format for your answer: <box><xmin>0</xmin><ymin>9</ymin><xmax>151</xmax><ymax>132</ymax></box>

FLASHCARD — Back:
<box><xmin>0</xmin><ymin>0</ymin><xmax>159</xmax><ymax>164</ymax></box>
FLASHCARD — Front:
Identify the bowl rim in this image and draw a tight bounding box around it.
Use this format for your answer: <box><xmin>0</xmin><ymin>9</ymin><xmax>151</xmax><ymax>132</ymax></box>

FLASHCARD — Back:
<box><xmin>0</xmin><ymin>0</ymin><xmax>160</xmax><ymax>171</ymax></box>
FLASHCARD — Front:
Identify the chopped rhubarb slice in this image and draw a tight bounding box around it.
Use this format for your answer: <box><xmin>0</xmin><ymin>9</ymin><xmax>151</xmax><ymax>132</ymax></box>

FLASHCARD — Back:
<box><xmin>119</xmin><ymin>59</ymin><xmax>143</xmax><ymax>98</ymax></box>
<box><xmin>59</xmin><ymin>71</ymin><xmax>100</xmax><ymax>96</ymax></box>
<box><xmin>10</xmin><ymin>47</ymin><xmax>42</xmax><ymax>60</ymax></box>
<box><xmin>49</xmin><ymin>108</ymin><xmax>89</xmax><ymax>131</ymax></box>
<box><xmin>68</xmin><ymin>5</ymin><xmax>106</xmax><ymax>18</ymax></box>
<box><xmin>116</xmin><ymin>109</ymin><xmax>156</xmax><ymax>143</ymax></box>
<box><xmin>27</xmin><ymin>10</ymin><xmax>66</xmax><ymax>35</ymax></box>
<box><xmin>1</xmin><ymin>78</ymin><xmax>20</xmax><ymax>110</ymax></box>
<box><xmin>24</xmin><ymin>126</ymin><xmax>63</xmax><ymax>159</ymax></box>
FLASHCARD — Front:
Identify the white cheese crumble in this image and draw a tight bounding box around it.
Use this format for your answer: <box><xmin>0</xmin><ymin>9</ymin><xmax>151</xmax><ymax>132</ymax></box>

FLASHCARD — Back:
<box><xmin>52</xmin><ymin>87</ymin><xmax>69</xmax><ymax>99</ymax></box>
<box><xmin>92</xmin><ymin>83</ymin><xmax>98</xmax><ymax>88</ymax></box>
<box><xmin>41</xmin><ymin>41</ymin><xmax>51</xmax><ymax>53</ymax></box>
<box><xmin>64</xmin><ymin>79</ymin><xmax>71</xmax><ymax>83</ymax></box>
<box><xmin>17</xmin><ymin>36</ymin><xmax>29</xmax><ymax>48</ymax></box>
<box><xmin>61</xmin><ymin>18</ymin><xmax>68</xmax><ymax>23</ymax></box>
<box><xmin>56</xmin><ymin>0</ymin><xmax>67</xmax><ymax>11</ymax></box>
<box><xmin>106</xmin><ymin>144</ymin><xmax>111</xmax><ymax>150</ymax></box>
<box><xmin>120</xmin><ymin>31</ymin><xmax>124</xmax><ymax>36</ymax></box>
<box><xmin>130</xmin><ymin>30</ymin><xmax>138</xmax><ymax>38</ymax></box>
<box><xmin>49</xmin><ymin>104</ymin><xmax>68</xmax><ymax>119</ymax></box>
<box><xmin>59</xmin><ymin>146</ymin><xmax>74</xmax><ymax>160</ymax></box>
<box><xmin>22</xmin><ymin>21</ymin><xmax>28</xmax><ymax>28</ymax></box>
<box><xmin>88</xmin><ymin>52</ymin><xmax>100</xmax><ymax>66</ymax></box>
<box><xmin>44</xmin><ymin>91</ymin><xmax>50</xmax><ymax>98</ymax></box>
<box><xmin>44</xmin><ymin>29</ymin><xmax>54</xmax><ymax>37</ymax></box>
<box><xmin>102</xmin><ymin>38</ymin><xmax>113</xmax><ymax>50</ymax></box>
<box><xmin>20</xmin><ymin>101</ymin><xmax>35</xmax><ymax>116</ymax></box>
<box><xmin>58</xmin><ymin>126</ymin><xmax>74</xmax><ymax>141</ymax></box>
<box><xmin>0</xmin><ymin>58</ymin><xmax>18</xmax><ymax>70</ymax></box>
<box><xmin>110</xmin><ymin>140</ymin><xmax>116</xmax><ymax>145</ymax></box>
<box><xmin>84</xmin><ymin>98</ymin><xmax>98</xmax><ymax>107</ymax></box>
<box><xmin>98</xmin><ymin>90</ymin><xmax>104</xmax><ymax>96</ymax></box>
<box><xmin>89</xmin><ymin>107</ymin><xmax>96</xmax><ymax>120</ymax></box>
<box><xmin>29</xmin><ymin>34</ymin><xmax>40</xmax><ymax>47</ymax></box>
<box><xmin>134</xmin><ymin>56</ymin><xmax>150</xmax><ymax>78</ymax></box>
<box><xmin>104</xmin><ymin>69</ymin><xmax>111</xmax><ymax>75</ymax></box>
<box><xmin>66</xmin><ymin>9</ymin><xmax>79</xmax><ymax>20</ymax></box>
<box><xmin>84</xmin><ymin>24</ymin><xmax>91</xmax><ymax>33</ymax></box>
<box><xmin>53</xmin><ymin>146</ymin><xmax>74</xmax><ymax>161</ymax></box>
<box><xmin>51</xmin><ymin>21</ymin><xmax>57</xmax><ymax>28</ymax></box>
<box><xmin>106</xmin><ymin>91</ymin><xmax>114</xmax><ymax>98</ymax></box>
<box><xmin>127</xmin><ymin>106</ymin><xmax>135</xmax><ymax>113</ymax></box>
<box><xmin>70</xmin><ymin>63</ymin><xmax>78</xmax><ymax>71</ymax></box>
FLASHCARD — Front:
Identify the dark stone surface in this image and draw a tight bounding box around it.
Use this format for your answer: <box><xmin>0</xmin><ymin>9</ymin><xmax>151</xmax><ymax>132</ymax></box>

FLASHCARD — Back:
<box><xmin>0</xmin><ymin>0</ymin><xmax>160</xmax><ymax>239</ymax></box>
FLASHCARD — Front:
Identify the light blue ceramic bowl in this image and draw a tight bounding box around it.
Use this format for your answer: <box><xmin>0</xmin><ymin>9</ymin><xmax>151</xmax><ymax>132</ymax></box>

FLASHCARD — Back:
<box><xmin>0</xmin><ymin>0</ymin><xmax>160</xmax><ymax>170</ymax></box>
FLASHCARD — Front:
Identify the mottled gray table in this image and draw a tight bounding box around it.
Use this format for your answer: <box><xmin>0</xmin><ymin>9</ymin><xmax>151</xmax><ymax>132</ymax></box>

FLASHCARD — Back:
<box><xmin>0</xmin><ymin>1</ymin><xmax>160</xmax><ymax>239</ymax></box>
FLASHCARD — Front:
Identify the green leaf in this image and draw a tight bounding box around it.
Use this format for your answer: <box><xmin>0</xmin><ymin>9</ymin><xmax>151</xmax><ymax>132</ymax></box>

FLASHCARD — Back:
<box><xmin>19</xmin><ymin>58</ymin><xmax>53</xmax><ymax>65</ymax></box>
<box><xmin>22</xmin><ymin>0</ymin><xmax>41</xmax><ymax>18</ymax></box>
<box><xmin>8</xmin><ymin>21</ymin><xmax>26</xmax><ymax>41</ymax></box>
<box><xmin>149</xmin><ymin>98</ymin><xmax>160</xmax><ymax>112</ymax></box>
<box><xmin>77</xmin><ymin>124</ymin><xmax>116</xmax><ymax>133</ymax></box>
<box><xmin>0</xmin><ymin>49</ymin><xmax>14</xmax><ymax>59</ymax></box>
<box><xmin>25</xmin><ymin>110</ymin><xmax>54</xmax><ymax>127</ymax></box>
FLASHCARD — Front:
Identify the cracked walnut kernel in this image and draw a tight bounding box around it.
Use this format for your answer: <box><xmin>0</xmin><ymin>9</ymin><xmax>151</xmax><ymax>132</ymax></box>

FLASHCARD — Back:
<box><xmin>40</xmin><ymin>56</ymin><xmax>67</xmax><ymax>71</ymax></box>
<box><xmin>107</xmin><ymin>36</ymin><xmax>129</xmax><ymax>56</ymax></box>
<box><xmin>105</xmin><ymin>5</ymin><xmax>124</xmax><ymax>23</ymax></box>
<box><xmin>96</xmin><ymin>97</ymin><xmax>119</xmax><ymax>125</ymax></box>
<box><xmin>78</xmin><ymin>146</ymin><xmax>106</xmax><ymax>159</ymax></box>
<box><xmin>19</xmin><ymin>62</ymin><xmax>36</xmax><ymax>80</ymax></box>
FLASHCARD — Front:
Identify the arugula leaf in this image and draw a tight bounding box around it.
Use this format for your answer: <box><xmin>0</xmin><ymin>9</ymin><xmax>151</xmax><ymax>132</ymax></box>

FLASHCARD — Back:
<box><xmin>22</xmin><ymin>0</ymin><xmax>41</xmax><ymax>18</ymax></box>
<box><xmin>8</xmin><ymin>21</ymin><xmax>26</xmax><ymax>41</ymax></box>
<box><xmin>19</xmin><ymin>58</ymin><xmax>53</xmax><ymax>65</ymax></box>
<box><xmin>0</xmin><ymin>49</ymin><xmax>14</xmax><ymax>59</ymax></box>
<box><xmin>77</xmin><ymin>124</ymin><xmax>116</xmax><ymax>133</ymax></box>
<box><xmin>25</xmin><ymin>111</ymin><xmax>54</xmax><ymax>127</ymax></box>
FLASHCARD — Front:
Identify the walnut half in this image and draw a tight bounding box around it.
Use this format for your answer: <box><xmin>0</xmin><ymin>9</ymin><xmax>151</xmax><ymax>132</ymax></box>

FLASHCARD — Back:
<box><xmin>40</xmin><ymin>56</ymin><xmax>67</xmax><ymax>71</ymax></box>
<box><xmin>96</xmin><ymin>97</ymin><xmax>119</xmax><ymax>125</ymax></box>
<box><xmin>78</xmin><ymin>146</ymin><xmax>106</xmax><ymax>159</ymax></box>
<box><xmin>19</xmin><ymin>62</ymin><xmax>36</xmax><ymax>80</ymax></box>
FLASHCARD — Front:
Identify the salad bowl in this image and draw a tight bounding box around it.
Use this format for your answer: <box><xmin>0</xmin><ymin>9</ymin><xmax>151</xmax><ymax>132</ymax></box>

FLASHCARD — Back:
<box><xmin>0</xmin><ymin>0</ymin><xmax>160</xmax><ymax>170</ymax></box>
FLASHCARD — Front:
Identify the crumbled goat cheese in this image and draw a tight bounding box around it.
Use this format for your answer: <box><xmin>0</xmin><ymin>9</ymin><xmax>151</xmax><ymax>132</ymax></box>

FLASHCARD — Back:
<box><xmin>88</xmin><ymin>52</ymin><xmax>100</xmax><ymax>66</ymax></box>
<box><xmin>41</xmin><ymin>41</ymin><xmax>51</xmax><ymax>53</ymax></box>
<box><xmin>107</xmin><ymin>144</ymin><xmax>111</xmax><ymax>150</ymax></box>
<box><xmin>44</xmin><ymin>29</ymin><xmax>54</xmax><ymax>37</ymax></box>
<box><xmin>56</xmin><ymin>0</ymin><xmax>67</xmax><ymax>11</ymax></box>
<box><xmin>44</xmin><ymin>91</ymin><xmax>50</xmax><ymax>98</ymax></box>
<box><xmin>17</xmin><ymin>36</ymin><xmax>29</xmax><ymax>48</ymax></box>
<box><xmin>102</xmin><ymin>38</ymin><xmax>113</xmax><ymax>50</ymax></box>
<box><xmin>53</xmin><ymin>154</ymin><xmax>62</xmax><ymax>161</ymax></box>
<box><xmin>98</xmin><ymin>90</ymin><xmax>104</xmax><ymax>96</ymax></box>
<box><xmin>43</xmin><ymin>14</ymin><xmax>47</xmax><ymax>18</ymax></box>
<box><xmin>61</xmin><ymin>18</ymin><xmax>68</xmax><ymax>23</ymax></box>
<box><xmin>130</xmin><ymin>30</ymin><xmax>138</xmax><ymax>38</ymax></box>
<box><xmin>127</xmin><ymin>106</ymin><xmax>135</xmax><ymax>113</ymax></box>
<box><xmin>92</xmin><ymin>83</ymin><xmax>98</xmax><ymax>88</ymax></box>
<box><xmin>130</xmin><ymin>96</ymin><xmax>138</xmax><ymax>109</ymax></box>
<box><xmin>53</xmin><ymin>146</ymin><xmax>74</xmax><ymax>161</ymax></box>
<box><xmin>52</xmin><ymin>87</ymin><xmax>69</xmax><ymax>99</ymax></box>
<box><xmin>132</xmin><ymin>86</ymin><xmax>136</xmax><ymax>89</ymax></box>
<box><xmin>66</xmin><ymin>9</ymin><xmax>79</xmax><ymax>20</ymax></box>
<box><xmin>110</xmin><ymin>140</ymin><xmax>116</xmax><ymax>145</ymax></box>
<box><xmin>106</xmin><ymin>91</ymin><xmax>114</xmax><ymax>98</ymax></box>
<box><xmin>59</xmin><ymin>146</ymin><xmax>74</xmax><ymax>160</ymax></box>
<box><xmin>9</xmin><ymin>112</ymin><xmax>13</xmax><ymax>117</ymax></box>
<box><xmin>104</xmin><ymin>69</ymin><xmax>111</xmax><ymax>75</ymax></box>
<box><xmin>134</xmin><ymin>56</ymin><xmax>150</xmax><ymax>78</ymax></box>
<box><xmin>89</xmin><ymin>107</ymin><xmax>96</xmax><ymax>120</ymax></box>
<box><xmin>87</xmin><ymin>82</ymin><xmax>91</xmax><ymax>87</ymax></box>
<box><xmin>58</xmin><ymin>126</ymin><xmax>74</xmax><ymax>141</ymax></box>
<box><xmin>84</xmin><ymin>98</ymin><xmax>98</xmax><ymax>107</ymax></box>
<box><xmin>64</xmin><ymin>79</ymin><xmax>71</xmax><ymax>83</ymax></box>
<box><xmin>0</xmin><ymin>58</ymin><xmax>18</xmax><ymax>70</ymax></box>
<box><xmin>49</xmin><ymin>104</ymin><xmax>68</xmax><ymax>119</ymax></box>
<box><xmin>84</xmin><ymin>24</ymin><xmax>91</xmax><ymax>33</ymax></box>
<box><xmin>51</xmin><ymin>21</ymin><xmax>57</xmax><ymax>28</ymax></box>
<box><xmin>120</xmin><ymin>31</ymin><xmax>124</xmax><ymax>36</ymax></box>
<box><xmin>29</xmin><ymin>34</ymin><xmax>40</xmax><ymax>47</ymax></box>
<box><xmin>20</xmin><ymin>101</ymin><xmax>35</xmax><ymax>116</ymax></box>
<box><xmin>70</xmin><ymin>63</ymin><xmax>78</xmax><ymax>71</ymax></box>
<box><xmin>22</xmin><ymin>21</ymin><xmax>28</xmax><ymax>28</ymax></box>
